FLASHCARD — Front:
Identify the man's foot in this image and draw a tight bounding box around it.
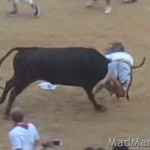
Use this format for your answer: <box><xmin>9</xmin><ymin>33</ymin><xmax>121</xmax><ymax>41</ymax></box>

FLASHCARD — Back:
<box><xmin>95</xmin><ymin>104</ymin><xmax>106</xmax><ymax>112</ymax></box>
<box><xmin>104</xmin><ymin>5</ymin><xmax>112</xmax><ymax>14</ymax></box>
<box><xmin>9</xmin><ymin>9</ymin><xmax>17</xmax><ymax>15</ymax></box>
<box><xmin>33</xmin><ymin>5</ymin><xmax>40</xmax><ymax>17</ymax></box>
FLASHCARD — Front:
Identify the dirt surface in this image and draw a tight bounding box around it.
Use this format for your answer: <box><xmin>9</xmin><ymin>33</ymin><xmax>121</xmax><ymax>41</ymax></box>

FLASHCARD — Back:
<box><xmin>0</xmin><ymin>0</ymin><xmax>150</xmax><ymax>150</ymax></box>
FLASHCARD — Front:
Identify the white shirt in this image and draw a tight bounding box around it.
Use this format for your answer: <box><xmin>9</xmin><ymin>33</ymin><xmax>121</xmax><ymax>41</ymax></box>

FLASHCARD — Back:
<box><xmin>105</xmin><ymin>51</ymin><xmax>134</xmax><ymax>66</ymax></box>
<box><xmin>9</xmin><ymin>123</ymin><xmax>40</xmax><ymax>150</ymax></box>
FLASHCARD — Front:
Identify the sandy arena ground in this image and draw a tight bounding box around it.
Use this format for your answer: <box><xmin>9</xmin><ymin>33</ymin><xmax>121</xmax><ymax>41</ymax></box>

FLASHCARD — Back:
<box><xmin>0</xmin><ymin>0</ymin><xmax>150</xmax><ymax>150</ymax></box>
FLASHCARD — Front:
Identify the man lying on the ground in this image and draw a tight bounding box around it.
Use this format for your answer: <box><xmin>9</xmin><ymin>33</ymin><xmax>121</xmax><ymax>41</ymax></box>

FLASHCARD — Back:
<box><xmin>92</xmin><ymin>41</ymin><xmax>134</xmax><ymax>100</ymax></box>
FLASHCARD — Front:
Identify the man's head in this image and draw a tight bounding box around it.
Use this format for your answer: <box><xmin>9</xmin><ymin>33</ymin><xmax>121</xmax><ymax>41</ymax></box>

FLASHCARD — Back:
<box><xmin>10</xmin><ymin>107</ymin><xmax>24</xmax><ymax>123</ymax></box>
<box><xmin>105</xmin><ymin>41</ymin><xmax>124</xmax><ymax>54</ymax></box>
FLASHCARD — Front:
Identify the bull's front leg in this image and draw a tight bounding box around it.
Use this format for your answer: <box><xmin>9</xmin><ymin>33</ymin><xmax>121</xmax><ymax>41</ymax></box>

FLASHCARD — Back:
<box><xmin>85</xmin><ymin>88</ymin><xmax>106</xmax><ymax>112</ymax></box>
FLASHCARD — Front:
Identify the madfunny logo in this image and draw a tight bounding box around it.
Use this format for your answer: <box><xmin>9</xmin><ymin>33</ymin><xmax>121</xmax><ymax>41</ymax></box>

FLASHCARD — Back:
<box><xmin>108</xmin><ymin>137</ymin><xmax>150</xmax><ymax>147</ymax></box>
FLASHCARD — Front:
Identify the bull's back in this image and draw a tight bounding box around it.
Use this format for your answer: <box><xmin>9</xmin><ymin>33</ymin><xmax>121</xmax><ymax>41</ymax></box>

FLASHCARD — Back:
<box><xmin>13</xmin><ymin>47</ymin><xmax>109</xmax><ymax>87</ymax></box>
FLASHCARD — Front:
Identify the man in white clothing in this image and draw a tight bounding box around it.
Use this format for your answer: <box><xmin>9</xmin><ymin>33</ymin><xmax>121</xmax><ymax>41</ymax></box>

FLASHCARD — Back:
<box><xmin>8</xmin><ymin>0</ymin><xmax>40</xmax><ymax>16</ymax></box>
<box><xmin>9</xmin><ymin>107</ymin><xmax>55</xmax><ymax>150</ymax></box>
<box><xmin>9</xmin><ymin>107</ymin><xmax>40</xmax><ymax>150</ymax></box>
<box><xmin>92</xmin><ymin>42</ymin><xmax>134</xmax><ymax>100</ymax></box>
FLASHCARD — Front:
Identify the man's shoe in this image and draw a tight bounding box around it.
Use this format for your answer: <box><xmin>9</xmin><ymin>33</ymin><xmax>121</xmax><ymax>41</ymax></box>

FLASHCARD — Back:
<box><xmin>85</xmin><ymin>0</ymin><xmax>97</xmax><ymax>8</ymax></box>
<box><xmin>34</xmin><ymin>5</ymin><xmax>40</xmax><ymax>17</ymax></box>
<box><xmin>104</xmin><ymin>5</ymin><xmax>112</xmax><ymax>14</ymax></box>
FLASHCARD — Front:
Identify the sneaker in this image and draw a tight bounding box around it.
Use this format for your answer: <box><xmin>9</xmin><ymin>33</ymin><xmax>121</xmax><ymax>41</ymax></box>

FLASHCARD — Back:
<box><xmin>104</xmin><ymin>5</ymin><xmax>112</xmax><ymax>14</ymax></box>
<box><xmin>33</xmin><ymin>5</ymin><xmax>40</xmax><ymax>17</ymax></box>
<box><xmin>9</xmin><ymin>9</ymin><xmax>18</xmax><ymax>15</ymax></box>
<box><xmin>85</xmin><ymin>0</ymin><xmax>97</xmax><ymax>8</ymax></box>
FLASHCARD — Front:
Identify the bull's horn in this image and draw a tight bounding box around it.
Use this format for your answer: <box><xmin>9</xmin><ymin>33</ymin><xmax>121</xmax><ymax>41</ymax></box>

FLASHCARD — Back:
<box><xmin>132</xmin><ymin>57</ymin><xmax>146</xmax><ymax>69</ymax></box>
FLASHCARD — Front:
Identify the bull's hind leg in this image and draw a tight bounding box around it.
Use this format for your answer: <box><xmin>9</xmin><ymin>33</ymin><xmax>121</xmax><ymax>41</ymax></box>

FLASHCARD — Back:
<box><xmin>4</xmin><ymin>81</ymin><xmax>30</xmax><ymax>119</ymax></box>
<box><xmin>84</xmin><ymin>87</ymin><xmax>106</xmax><ymax>112</ymax></box>
<box><xmin>0</xmin><ymin>77</ymin><xmax>15</xmax><ymax>104</ymax></box>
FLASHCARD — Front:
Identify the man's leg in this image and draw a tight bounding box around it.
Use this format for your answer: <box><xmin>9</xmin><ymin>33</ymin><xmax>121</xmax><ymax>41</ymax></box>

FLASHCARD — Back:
<box><xmin>104</xmin><ymin>0</ymin><xmax>112</xmax><ymax>14</ymax></box>
<box><xmin>9</xmin><ymin>0</ymin><xmax>18</xmax><ymax>14</ymax></box>
<box><xmin>28</xmin><ymin>0</ymin><xmax>40</xmax><ymax>17</ymax></box>
<box><xmin>30</xmin><ymin>3</ymin><xmax>40</xmax><ymax>17</ymax></box>
<box><xmin>20</xmin><ymin>0</ymin><xmax>40</xmax><ymax>16</ymax></box>
<box><xmin>117</xmin><ymin>63</ymin><xmax>132</xmax><ymax>99</ymax></box>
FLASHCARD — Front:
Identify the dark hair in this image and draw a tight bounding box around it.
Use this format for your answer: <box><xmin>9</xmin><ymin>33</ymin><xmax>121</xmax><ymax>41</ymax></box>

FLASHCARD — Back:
<box><xmin>105</xmin><ymin>42</ymin><xmax>125</xmax><ymax>54</ymax></box>
<box><xmin>112</xmin><ymin>143</ymin><xmax>129</xmax><ymax>150</ymax></box>
<box><xmin>110</xmin><ymin>42</ymin><xmax>125</xmax><ymax>51</ymax></box>
<box><xmin>10</xmin><ymin>107</ymin><xmax>24</xmax><ymax>123</ymax></box>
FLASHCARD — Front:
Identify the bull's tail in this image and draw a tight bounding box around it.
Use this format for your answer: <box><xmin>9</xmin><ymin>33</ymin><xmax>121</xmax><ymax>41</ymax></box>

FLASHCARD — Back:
<box><xmin>0</xmin><ymin>47</ymin><xmax>21</xmax><ymax>67</ymax></box>
<box><xmin>0</xmin><ymin>47</ymin><xmax>22</xmax><ymax>79</ymax></box>
<box><xmin>132</xmin><ymin>57</ymin><xmax>146</xmax><ymax>69</ymax></box>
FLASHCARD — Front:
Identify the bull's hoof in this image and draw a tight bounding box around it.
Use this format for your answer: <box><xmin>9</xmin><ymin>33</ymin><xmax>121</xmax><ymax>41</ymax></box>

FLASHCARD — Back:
<box><xmin>95</xmin><ymin>105</ymin><xmax>106</xmax><ymax>112</ymax></box>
